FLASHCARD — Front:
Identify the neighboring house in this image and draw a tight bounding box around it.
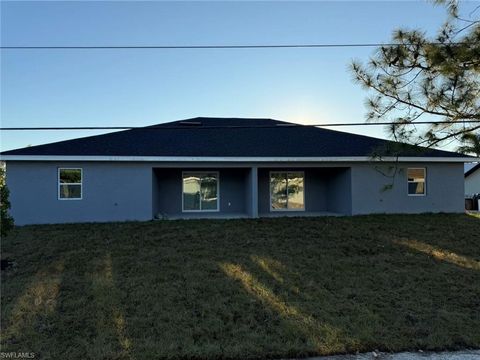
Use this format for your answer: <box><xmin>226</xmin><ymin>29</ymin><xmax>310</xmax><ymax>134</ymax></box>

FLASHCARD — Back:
<box><xmin>465</xmin><ymin>163</ymin><xmax>480</xmax><ymax>196</ymax></box>
<box><xmin>0</xmin><ymin>117</ymin><xmax>475</xmax><ymax>225</ymax></box>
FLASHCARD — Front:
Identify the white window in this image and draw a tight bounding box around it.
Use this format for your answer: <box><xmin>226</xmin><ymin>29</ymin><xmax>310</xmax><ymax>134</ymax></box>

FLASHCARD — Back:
<box><xmin>182</xmin><ymin>172</ymin><xmax>219</xmax><ymax>211</ymax></box>
<box><xmin>407</xmin><ymin>168</ymin><xmax>426</xmax><ymax>196</ymax></box>
<box><xmin>270</xmin><ymin>171</ymin><xmax>305</xmax><ymax>211</ymax></box>
<box><xmin>58</xmin><ymin>168</ymin><xmax>82</xmax><ymax>200</ymax></box>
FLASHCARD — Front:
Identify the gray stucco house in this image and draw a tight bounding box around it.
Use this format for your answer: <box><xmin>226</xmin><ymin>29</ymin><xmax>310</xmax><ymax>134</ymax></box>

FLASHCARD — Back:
<box><xmin>0</xmin><ymin>117</ymin><xmax>473</xmax><ymax>225</ymax></box>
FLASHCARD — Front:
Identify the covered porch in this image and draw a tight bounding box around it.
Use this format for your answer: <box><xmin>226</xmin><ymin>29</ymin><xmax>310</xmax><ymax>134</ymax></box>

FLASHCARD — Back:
<box><xmin>257</xmin><ymin>167</ymin><xmax>352</xmax><ymax>217</ymax></box>
<box><xmin>152</xmin><ymin>166</ymin><xmax>352</xmax><ymax>219</ymax></box>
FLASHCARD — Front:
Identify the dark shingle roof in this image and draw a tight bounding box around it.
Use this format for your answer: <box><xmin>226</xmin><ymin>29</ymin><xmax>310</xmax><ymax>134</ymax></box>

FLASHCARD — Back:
<box><xmin>465</xmin><ymin>163</ymin><xmax>480</xmax><ymax>177</ymax></box>
<box><xmin>0</xmin><ymin>117</ymin><xmax>468</xmax><ymax>158</ymax></box>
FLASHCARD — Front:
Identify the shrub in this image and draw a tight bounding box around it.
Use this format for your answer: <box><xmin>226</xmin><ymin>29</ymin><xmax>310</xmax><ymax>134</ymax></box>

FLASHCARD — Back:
<box><xmin>0</xmin><ymin>167</ymin><xmax>14</xmax><ymax>237</ymax></box>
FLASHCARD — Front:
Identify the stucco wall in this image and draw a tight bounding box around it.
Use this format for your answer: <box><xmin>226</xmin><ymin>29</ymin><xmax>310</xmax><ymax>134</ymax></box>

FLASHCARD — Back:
<box><xmin>465</xmin><ymin>169</ymin><xmax>480</xmax><ymax>196</ymax></box>
<box><xmin>6</xmin><ymin>161</ymin><xmax>153</xmax><ymax>225</ymax></box>
<box><xmin>245</xmin><ymin>167</ymin><xmax>258</xmax><ymax>217</ymax></box>
<box><xmin>350</xmin><ymin>163</ymin><xmax>464</xmax><ymax>215</ymax></box>
<box><xmin>326</xmin><ymin>168</ymin><xmax>352</xmax><ymax>215</ymax></box>
<box><xmin>5</xmin><ymin>161</ymin><xmax>465</xmax><ymax>225</ymax></box>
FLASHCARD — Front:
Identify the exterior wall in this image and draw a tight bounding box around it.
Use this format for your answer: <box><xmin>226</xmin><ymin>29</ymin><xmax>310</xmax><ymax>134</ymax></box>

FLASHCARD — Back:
<box><xmin>326</xmin><ymin>168</ymin><xmax>352</xmax><ymax>215</ymax></box>
<box><xmin>465</xmin><ymin>169</ymin><xmax>480</xmax><ymax>196</ymax></box>
<box><xmin>153</xmin><ymin>168</ymin><xmax>249</xmax><ymax>218</ymax></box>
<box><xmin>6</xmin><ymin>161</ymin><xmax>153</xmax><ymax>225</ymax></box>
<box><xmin>245</xmin><ymin>167</ymin><xmax>258</xmax><ymax>218</ymax></box>
<box><xmin>351</xmin><ymin>163</ymin><xmax>464</xmax><ymax>215</ymax></box>
<box><xmin>5</xmin><ymin>160</ymin><xmax>465</xmax><ymax>225</ymax></box>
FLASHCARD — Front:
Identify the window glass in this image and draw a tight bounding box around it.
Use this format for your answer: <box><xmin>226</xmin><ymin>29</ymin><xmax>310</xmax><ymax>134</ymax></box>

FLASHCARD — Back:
<box><xmin>270</xmin><ymin>172</ymin><xmax>304</xmax><ymax>210</ymax></box>
<box><xmin>270</xmin><ymin>173</ymin><xmax>288</xmax><ymax>209</ymax></box>
<box><xmin>407</xmin><ymin>168</ymin><xmax>425</xmax><ymax>182</ymax></box>
<box><xmin>60</xmin><ymin>169</ymin><xmax>82</xmax><ymax>184</ymax></box>
<box><xmin>183</xmin><ymin>173</ymin><xmax>218</xmax><ymax>211</ymax></box>
<box><xmin>183</xmin><ymin>175</ymin><xmax>201</xmax><ymax>210</ymax></box>
<box><xmin>408</xmin><ymin>182</ymin><xmax>424</xmax><ymax>195</ymax></box>
<box><xmin>407</xmin><ymin>168</ymin><xmax>426</xmax><ymax>195</ymax></box>
<box><xmin>60</xmin><ymin>184</ymin><xmax>82</xmax><ymax>199</ymax></box>
<box><xmin>287</xmin><ymin>173</ymin><xmax>304</xmax><ymax>209</ymax></box>
<box><xmin>59</xmin><ymin>168</ymin><xmax>82</xmax><ymax>199</ymax></box>
<box><xmin>201</xmin><ymin>174</ymin><xmax>218</xmax><ymax>210</ymax></box>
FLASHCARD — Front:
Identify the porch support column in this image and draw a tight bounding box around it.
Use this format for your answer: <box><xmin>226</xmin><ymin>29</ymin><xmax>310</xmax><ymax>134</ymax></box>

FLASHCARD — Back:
<box><xmin>248</xmin><ymin>167</ymin><xmax>259</xmax><ymax>218</ymax></box>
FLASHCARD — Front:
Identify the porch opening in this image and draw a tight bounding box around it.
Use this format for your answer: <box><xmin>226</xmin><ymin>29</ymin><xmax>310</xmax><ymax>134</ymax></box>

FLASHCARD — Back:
<box><xmin>152</xmin><ymin>168</ymin><xmax>251</xmax><ymax>219</ymax></box>
<box><xmin>258</xmin><ymin>167</ymin><xmax>351</xmax><ymax>217</ymax></box>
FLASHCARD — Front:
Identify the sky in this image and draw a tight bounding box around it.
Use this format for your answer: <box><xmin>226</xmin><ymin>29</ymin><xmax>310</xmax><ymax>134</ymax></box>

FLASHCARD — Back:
<box><xmin>1</xmin><ymin>1</ymin><xmax>478</xmax><ymax>151</ymax></box>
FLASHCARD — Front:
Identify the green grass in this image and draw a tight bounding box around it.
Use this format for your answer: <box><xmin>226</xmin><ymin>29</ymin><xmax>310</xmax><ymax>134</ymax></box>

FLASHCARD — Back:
<box><xmin>1</xmin><ymin>214</ymin><xmax>479</xmax><ymax>359</ymax></box>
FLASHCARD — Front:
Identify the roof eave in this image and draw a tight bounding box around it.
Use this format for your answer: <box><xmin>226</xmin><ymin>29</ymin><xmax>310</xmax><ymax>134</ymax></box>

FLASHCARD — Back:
<box><xmin>0</xmin><ymin>155</ymin><xmax>476</xmax><ymax>163</ymax></box>
<box><xmin>465</xmin><ymin>163</ymin><xmax>480</xmax><ymax>177</ymax></box>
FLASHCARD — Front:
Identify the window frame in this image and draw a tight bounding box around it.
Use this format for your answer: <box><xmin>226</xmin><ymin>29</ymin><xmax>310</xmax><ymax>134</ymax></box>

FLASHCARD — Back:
<box><xmin>269</xmin><ymin>171</ymin><xmax>305</xmax><ymax>212</ymax></box>
<box><xmin>181</xmin><ymin>171</ymin><xmax>220</xmax><ymax>212</ymax></box>
<box><xmin>407</xmin><ymin>167</ymin><xmax>426</xmax><ymax>197</ymax></box>
<box><xmin>58</xmin><ymin>167</ymin><xmax>83</xmax><ymax>200</ymax></box>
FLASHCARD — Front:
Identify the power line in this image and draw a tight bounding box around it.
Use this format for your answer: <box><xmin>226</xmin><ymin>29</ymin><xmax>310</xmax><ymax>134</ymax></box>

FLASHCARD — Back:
<box><xmin>0</xmin><ymin>42</ymin><xmax>463</xmax><ymax>50</ymax></box>
<box><xmin>1</xmin><ymin>120</ymin><xmax>480</xmax><ymax>131</ymax></box>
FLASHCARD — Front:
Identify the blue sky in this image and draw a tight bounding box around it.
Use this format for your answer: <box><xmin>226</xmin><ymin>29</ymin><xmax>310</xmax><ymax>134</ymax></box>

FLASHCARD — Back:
<box><xmin>1</xmin><ymin>1</ymin><xmax>477</xmax><ymax>151</ymax></box>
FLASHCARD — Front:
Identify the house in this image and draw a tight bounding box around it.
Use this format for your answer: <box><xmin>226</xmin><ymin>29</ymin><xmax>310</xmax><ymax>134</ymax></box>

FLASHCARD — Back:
<box><xmin>0</xmin><ymin>117</ymin><xmax>474</xmax><ymax>225</ymax></box>
<box><xmin>465</xmin><ymin>163</ymin><xmax>480</xmax><ymax>196</ymax></box>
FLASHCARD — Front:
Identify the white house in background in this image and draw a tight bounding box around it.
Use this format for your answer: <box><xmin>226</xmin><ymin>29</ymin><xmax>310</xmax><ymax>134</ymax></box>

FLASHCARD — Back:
<box><xmin>465</xmin><ymin>163</ymin><xmax>480</xmax><ymax>196</ymax></box>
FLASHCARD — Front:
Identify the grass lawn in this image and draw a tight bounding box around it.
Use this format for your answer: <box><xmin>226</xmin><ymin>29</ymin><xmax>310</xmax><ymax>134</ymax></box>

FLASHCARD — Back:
<box><xmin>1</xmin><ymin>214</ymin><xmax>479</xmax><ymax>359</ymax></box>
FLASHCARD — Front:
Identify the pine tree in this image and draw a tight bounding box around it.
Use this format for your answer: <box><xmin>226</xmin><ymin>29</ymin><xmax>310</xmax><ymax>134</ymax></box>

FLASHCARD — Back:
<box><xmin>351</xmin><ymin>1</ymin><xmax>479</xmax><ymax>149</ymax></box>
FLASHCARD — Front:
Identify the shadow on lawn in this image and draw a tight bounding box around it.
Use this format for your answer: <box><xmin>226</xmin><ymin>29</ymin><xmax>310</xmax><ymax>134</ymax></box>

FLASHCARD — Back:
<box><xmin>87</xmin><ymin>253</ymin><xmax>134</xmax><ymax>359</ymax></box>
<box><xmin>218</xmin><ymin>243</ymin><xmax>480</xmax><ymax>356</ymax></box>
<box><xmin>1</xmin><ymin>227</ymin><xmax>135</xmax><ymax>359</ymax></box>
<box><xmin>214</xmin><ymin>216</ymin><xmax>480</xmax><ymax>356</ymax></box>
<box><xmin>1</xmin><ymin>215</ymin><xmax>480</xmax><ymax>359</ymax></box>
<box><xmin>219</xmin><ymin>260</ymin><xmax>353</xmax><ymax>355</ymax></box>
<box><xmin>2</xmin><ymin>260</ymin><xmax>64</xmax><ymax>346</ymax></box>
